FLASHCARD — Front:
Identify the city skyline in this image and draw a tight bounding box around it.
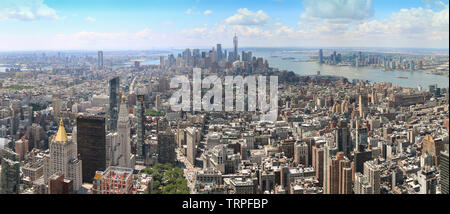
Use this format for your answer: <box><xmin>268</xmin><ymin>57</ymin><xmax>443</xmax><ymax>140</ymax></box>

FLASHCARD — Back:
<box><xmin>0</xmin><ymin>0</ymin><xmax>448</xmax><ymax>198</ymax></box>
<box><xmin>0</xmin><ymin>0</ymin><xmax>449</xmax><ymax>51</ymax></box>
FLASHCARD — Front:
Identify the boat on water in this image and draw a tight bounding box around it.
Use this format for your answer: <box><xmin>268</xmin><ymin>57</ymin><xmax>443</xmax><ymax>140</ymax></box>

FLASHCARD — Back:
<box><xmin>397</xmin><ymin>76</ymin><xmax>409</xmax><ymax>79</ymax></box>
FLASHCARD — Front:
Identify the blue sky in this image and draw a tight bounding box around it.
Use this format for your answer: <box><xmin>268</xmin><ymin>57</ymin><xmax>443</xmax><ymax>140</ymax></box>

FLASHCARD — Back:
<box><xmin>0</xmin><ymin>0</ymin><xmax>448</xmax><ymax>50</ymax></box>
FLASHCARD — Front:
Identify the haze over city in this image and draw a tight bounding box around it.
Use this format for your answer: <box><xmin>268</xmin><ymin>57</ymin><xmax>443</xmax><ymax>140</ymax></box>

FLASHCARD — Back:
<box><xmin>0</xmin><ymin>0</ymin><xmax>449</xmax><ymax>51</ymax></box>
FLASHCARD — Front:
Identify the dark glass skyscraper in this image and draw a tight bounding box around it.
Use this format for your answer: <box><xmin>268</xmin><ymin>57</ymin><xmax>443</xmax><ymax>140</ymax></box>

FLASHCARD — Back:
<box><xmin>77</xmin><ymin>115</ymin><xmax>106</xmax><ymax>183</ymax></box>
<box><xmin>216</xmin><ymin>44</ymin><xmax>222</xmax><ymax>61</ymax></box>
<box><xmin>233</xmin><ymin>33</ymin><xmax>238</xmax><ymax>61</ymax></box>
<box><xmin>98</xmin><ymin>51</ymin><xmax>103</xmax><ymax>68</ymax></box>
<box><xmin>109</xmin><ymin>77</ymin><xmax>120</xmax><ymax>132</ymax></box>
<box><xmin>319</xmin><ymin>49</ymin><xmax>324</xmax><ymax>64</ymax></box>
<box><xmin>157</xmin><ymin>131</ymin><xmax>176</xmax><ymax>164</ymax></box>
<box><xmin>136</xmin><ymin>94</ymin><xmax>145</xmax><ymax>160</ymax></box>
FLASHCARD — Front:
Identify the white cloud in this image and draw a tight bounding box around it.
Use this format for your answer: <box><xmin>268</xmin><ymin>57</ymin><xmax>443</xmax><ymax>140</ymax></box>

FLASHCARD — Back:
<box><xmin>225</xmin><ymin>8</ymin><xmax>270</xmax><ymax>25</ymax></box>
<box><xmin>204</xmin><ymin>10</ymin><xmax>212</xmax><ymax>15</ymax></box>
<box><xmin>302</xmin><ymin>0</ymin><xmax>374</xmax><ymax>22</ymax></box>
<box><xmin>85</xmin><ymin>17</ymin><xmax>96</xmax><ymax>22</ymax></box>
<box><xmin>0</xmin><ymin>0</ymin><xmax>59</xmax><ymax>21</ymax></box>
<box><xmin>1</xmin><ymin>1</ymin><xmax>448</xmax><ymax>50</ymax></box>
<box><xmin>175</xmin><ymin>2</ymin><xmax>448</xmax><ymax>48</ymax></box>
<box><xmin>293</xmin><ymin>1</ymin><xmax>449</xmax><ymax>47</ymax></box>
<box><xmin>352</xmin><ymin>4</ymin><xmax>449</xmax><ymax>41</ymax></box>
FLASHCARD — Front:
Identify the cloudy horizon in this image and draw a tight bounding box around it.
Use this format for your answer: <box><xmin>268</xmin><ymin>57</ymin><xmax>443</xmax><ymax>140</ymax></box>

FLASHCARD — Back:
<box><xmin>0</xmin><ymin>0</ymin><xmax>448</xmax><ymax>51</ymax></box>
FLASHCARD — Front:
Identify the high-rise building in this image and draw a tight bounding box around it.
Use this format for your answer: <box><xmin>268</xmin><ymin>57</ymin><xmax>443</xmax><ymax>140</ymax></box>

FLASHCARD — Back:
<box><xmin>98</xmin><ymin>51</ymin><xmax>104</xmax><ymax>68</ymax></box>
<box><xmin>323</xmin><ymin>144</ymin><xmax>338</xmax><ymax>194</ymax></box>
<box><xmin>92</xmin><ymin>166</ymin><xmax>134</xmax><ymax>194</ymax></box>
<box><xmin>364</xmin><ymin>161</ymin><xmax>380</xmax><ymax>194</ymax></box>
<box><xmin>136</xmin><ymin>94</ymin><xmax>145</xmax><ymax>161</ymax></box>
<box><xmin>341</xmin><ymin>167</ymin><xmax>353</xmax><ymax>194</ymax></box>
<box><xmin>160</xmin><ymin>56</ymin><xmax>165</xmax><ymax>69</ymax></box>
<box><xmin>48</xmin><ymin>119</ymin><xmax>82</xmax><ymax>192</ymax></box>
<box><xmin>355</xmin><ymin>128</ymin><xmax>368</xmax><ymax>152</ymax></box>
<box><xmin>109</xmin><ymin>77</ymin><xmax>120</xmax><ymax>131</ymax></box>
<box><xmin>294</xmin><ymin>142</ymin><xmax>309</xmax><ymax>166</ymax></box>
<box><xmin>157</xmin><ymin>131</ymin><xmax>176</xmax><ymax>164</ymax></box>
<box><xmin>421</xmin><ymin>135</ymin><xmax>445</xmax><ymax>166</ymax></box>
<box><xmin>335</xmin><ymin>120</ymin><xmax>351</xmax><ymax>158</ymax></box>
<box><xmin>0</xmin><ymin>148</ymin><xmax>20</xmax><ymax>194</ymax></box>
<box><xmin>233</xmin><ymin>33</ymin><xmax>238</xmax><ymax>62</ymax></box>
<box><xmin>319</xmin><ymin>49</ymin><xmax>324</xmax><ymax>64</ymax></box>
<box><xmin>242</xmin><ymin>51</ymin><xmax>253</xmax><ymax>62</ymax></box>
<box><xmin>186</xmin><ymin>127</ymin><xmax>198</xmax><ymax>166</ymax></box>
<box><xmin>312</xmin><ymin>144</ymin><xmax>324</xmax><ymax>186</ymax></box>
<box><xmin>155</xmin><ymin>93</ymin><xmax>161</xmax><ymax>110</ymax></box>
<box><xmin>216</xmin><ymin>44</ymin><xmax>223</xmax><ymax>61</ymax></box>
<box><xmin>106</xmin><ymin>132</ymin><xmax>121</xmax><ymax>167</ymax></box>
<box><xmin>327</xmin><ymin>152</ymin><xmax>350</xmax><ymax>194</ymax></box>
<box><xmin>77</xmin><ymin>115</ymin><xmax>106</xmax><ymax>183</ymax></box>
<box><xmin>355</xmin><ymin>172</ymin><xmax>372</xmax><ymax>194</ymax></box>
<box><xmin>359</xmin><ymin>94</ymin><xmax>369</xmax><ymax>118</ymax></box>
<box><xmin>354</xmin><ymin>150</ymin><xmax>373</xmax><ymax>174</ymax></box>
<box><xmin>14</xmin><ymin>137</ymin><xmax>29</xmax><ymax>161</ymax></box>
<box><xmin>52</xmin><ymin>96</ymin><xmax>61</xmax><ymax>117</ymax></box>
<box><xmin>418</xmin><ymin>169</ymin><xmax>437</xmax><ymax>194</ymax></box>
<box><xmin>118</xmin><ymin>94</ymin><xmax>132</xmax><ymax>168</ymax></box>
<box><xmin>440</xmin><ymin>151</ymin><xmax>449</xmax><ymax>194</ymax></box>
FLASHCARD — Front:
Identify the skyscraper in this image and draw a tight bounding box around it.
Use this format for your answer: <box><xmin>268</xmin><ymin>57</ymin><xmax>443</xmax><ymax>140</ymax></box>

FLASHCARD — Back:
<box><xmin>216</xmin><ymin>44</ymin><xmax>223</xmax><ymax>61</ymax></box>
<box><xmin>335</xmin><ymin>120</ymin><xmax>351</xmax><ymax>158</ymax></box>
<box><xmin>355</xmin><ymin>172</ymin><xmax>372</xmax><ymax>194</ymax></box>
<box><xmin>118</xmin><ymin>94</ymin><xmax>131</xmax><ymax>168</ymax></box>
<box><xmin>157</xmin><ymin>131</ymin><xmax>176</xmax><ymax>164</ymax></box>
<box><xmin>341</xmin><ymin>167</ymin><xmax>353</xmax><ymax>194</ymax></box>
<box><xmin>160</xmin><ymin>56</ymin><xmax>165</xmax><ymax>69</ymax></box>
<box><xmin>109</xmin><ymin>77</ymin><xmax>120</xmax><ymax>132</ymax></box>
<box><xmin>48</xmin><ymin>119</ymin><xmax>82</xmax><ymax>192</ymax></box>
<box><xmin>323</xmin><ymin>143</ymin><xmax>338</xmax><ymax>194</ymax></box>
<box><xmin>418</xmin><ymin>169</ymin><xmax>437</xmax><ymax>194</ymax></box>
<box><xmin>440</xmin><ymin>151</ymin><xmax>449</xmax><ymax>194</ymax></box>
<box><xmin>327</xmin><ymin>152</ymin><xmax>350</xmax><ymax>194</ymax></box>
<box><xmin>421</xmin><ymin>135</ymin><xmax>445</xmax><ymax>166</ymax></box>
<box><xmin>0</xmin><ymin>148</ymin><xmax>20</xmax><ymax>194</ymax></box>
<box><xmin>319</xmin><ymin>49</ymin><xmax>324</xmax><ymax>64</ymax></box>
<box><xmin>233</xmin><ymin>33</ymin><xmax>238</xmax><ymax>61</ymax></box>
<box><xmin>294</xmin><ymin>142</ymin><xmax>309</xmax><ymax>166</ymax></box>
<box><xmin>98</xmin><ymin>51</ymin><xmax>104</xmax><ymax>68</ymax></box>
<box><xmin>359</xmin><ymin>94</ymin><xmax>369</xmax><ymax>118</ymax></box>
<box><xmin>77</xmin><ymin>115</ymin><xmax>106</xmax><ymax>183</ymax></box>
<box><xmin>136</xmin><ymin>94</ymin><xmax>145</xmax><ymax>161</ymax></box>
<box><xmin>312</xmin><ymin>144</ymin><xmax>324</xmax><ymax>186</ymax></box>
<box><xmin>186</xmin><ymin>127</ymin><xmax>198</xmax><ymax>166</ymax></box>
<box><xmin>364</xmin><ymin>161</ymin><xmax>381</xmax><ymax>194</ymax></box>
<box><xmin>356</xmin><ymin>127</ymin><xmax>368</xmax><ymax>152</ymax></box>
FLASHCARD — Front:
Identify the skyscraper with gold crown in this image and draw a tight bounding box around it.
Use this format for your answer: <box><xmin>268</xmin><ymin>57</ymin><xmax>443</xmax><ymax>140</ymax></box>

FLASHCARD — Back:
<box><xmin>47</xmin><ymin>118</ymin><xmax>83</xmax><ymax>192</ymax></box>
